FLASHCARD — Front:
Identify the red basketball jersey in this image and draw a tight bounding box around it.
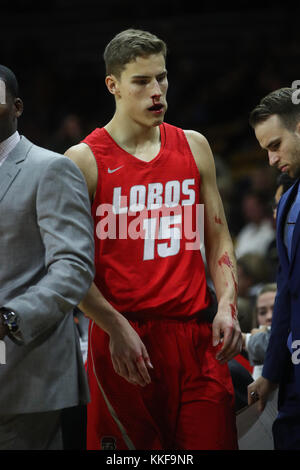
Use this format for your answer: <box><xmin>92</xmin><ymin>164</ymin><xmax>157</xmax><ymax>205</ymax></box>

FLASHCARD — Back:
<box><xmin>82</xmin><ymin>122</ymin><xmax>211</xmax><ymax>318</ymax></box>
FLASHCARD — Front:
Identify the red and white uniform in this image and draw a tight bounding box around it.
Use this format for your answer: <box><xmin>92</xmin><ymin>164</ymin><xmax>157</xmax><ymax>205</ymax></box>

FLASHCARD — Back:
<box><xmin>83</xmin><ymin>123</ymin><xmax>237</xmax><ymax>450</ymax></box>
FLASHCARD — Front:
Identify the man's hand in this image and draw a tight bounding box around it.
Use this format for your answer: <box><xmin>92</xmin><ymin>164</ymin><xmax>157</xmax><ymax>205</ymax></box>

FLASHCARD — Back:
<box><xmin>248</xmin><ymin>376</ymin><xmax>278</xmax><ymax>412</ymax></box>
<box><xmin>212</xmin><ymin>305</ymin><xmax>242</xmax><ymax>364</ymax></box>
<box><xmin>108</xmin><ymin>318</ymin><xmax>153</xmax><ymax>387</ymax></box>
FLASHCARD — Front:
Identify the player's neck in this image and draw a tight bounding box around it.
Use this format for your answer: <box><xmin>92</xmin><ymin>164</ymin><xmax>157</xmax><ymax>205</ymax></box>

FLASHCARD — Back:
<box><xmin>104</xmin><ymin>114</ymin><xmax>161</xmax><ymax>159</ymax></box>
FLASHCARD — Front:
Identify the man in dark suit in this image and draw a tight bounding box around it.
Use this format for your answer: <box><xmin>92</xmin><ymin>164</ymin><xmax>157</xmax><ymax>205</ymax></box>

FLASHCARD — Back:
<box><xmin>0</xmin><ymin>65</ymin><xmax>94</xmax><ymax>449</ymax></box>
<box><xmin>248</xmin><ymin>87</ymin><xmax>300</xmax><ymax>450</ymax></box>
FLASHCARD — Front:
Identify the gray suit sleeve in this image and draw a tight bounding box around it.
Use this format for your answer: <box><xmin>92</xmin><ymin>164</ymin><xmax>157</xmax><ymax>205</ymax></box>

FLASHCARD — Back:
<box><xmin>3</xmin><ymin>156</ymin><xmax>95</xmax><ymax>345</ymax></box>
<box><xmin>247</xmin><ymin>329</ymin><xmax>271</xmax><ymax>365</ymax></box>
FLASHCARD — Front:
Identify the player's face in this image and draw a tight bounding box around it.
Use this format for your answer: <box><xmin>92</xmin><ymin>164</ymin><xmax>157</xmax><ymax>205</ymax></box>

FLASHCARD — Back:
<box><xmin>255</xmin><ymin>114</ymin><xmax>300</xmax><ymax>178</ymax></box>
<box><xmin>256</xmin><ymin>290</ymin><xmax>276</xmax><ymax>326</ymax></box>
<box><xmin>114</xmin><ymin>53</ymin><xmax>168</xmax><ymax>127</ymax></box>
<box><xmin>0</xmin><ymin>79</ymin><xmax>23</xmax><ymax>142</ymax></box>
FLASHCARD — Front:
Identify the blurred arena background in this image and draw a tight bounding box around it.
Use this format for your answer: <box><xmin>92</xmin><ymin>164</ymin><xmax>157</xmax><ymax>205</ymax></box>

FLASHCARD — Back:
<box><xmin>1</xmin><ymin>1</ymin><xmax>299</xmax><ymax>240</ymax></box>
<box><xmin>2</xmin><ymin>2</ymin><xmax>300</xmax><ymax>440</ymax></box>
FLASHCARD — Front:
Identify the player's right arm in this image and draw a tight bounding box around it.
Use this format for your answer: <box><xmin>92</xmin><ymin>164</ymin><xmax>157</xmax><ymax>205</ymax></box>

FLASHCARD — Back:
<box><xmin>64</xmin><ymin>144</ymin><xmax>153</xmax><ymax>387</ymax></box>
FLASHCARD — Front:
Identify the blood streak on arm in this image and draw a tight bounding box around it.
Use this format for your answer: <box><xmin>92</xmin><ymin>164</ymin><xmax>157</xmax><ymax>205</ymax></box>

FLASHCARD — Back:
<box><xmin>230</xmin><ymin>303</ymin><xmax>238</xmax><ymax>321</ymax></box>
<box><xmin>217</xmin><ymin>252</ymin><xmax>233</xmax><ymax>269</ymax></box>
<box><xmin>218</xmin><ymin>251</ymin><xmax>238</xmax><ymax>310</ymax></box>
<box><xmin>214</xmin><ymin>215</ymin><xmax>223</xmax><ymax>225</ymax></box>
<box><xmin>217</xmin><ymin>252</ymin><xmax>238</xmax><ymax>293</ymax></box>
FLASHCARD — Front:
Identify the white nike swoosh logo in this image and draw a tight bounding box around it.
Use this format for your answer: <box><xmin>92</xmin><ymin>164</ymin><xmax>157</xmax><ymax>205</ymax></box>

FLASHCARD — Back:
<box><xmin>108</xmin><ymin>165</ymin><xmax>124</xmax><ymax>174</ymax></box>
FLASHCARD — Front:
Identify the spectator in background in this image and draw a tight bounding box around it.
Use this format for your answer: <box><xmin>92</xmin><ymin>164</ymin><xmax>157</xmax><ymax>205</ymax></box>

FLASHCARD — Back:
<box><xmin>242</xmin><ymin>284</ymin><xmax>276</xmax><ymax>380</ymax></box>
<box><xmin>250</xmin><ymin>165</ymin><xmax>277</xmax><ymax>198</ymax></box>
<box><xmin>214</xmin><ymin>154</ymin><xmax>234</xmax><ymax>222</ymax></box>
<box><xmin>235</xmin><ymin>191</ymin><xmax>275</xmax><ymax>258</ymax></box>
<box><xmin>50</xmin><ymin>114</ymin><xmax>84</xmax><ymax>154</ymax></box>
<box><xmin>237</xmin><ymin>252</ymin><xmax>271</xmax><ymax>332</ymax></box>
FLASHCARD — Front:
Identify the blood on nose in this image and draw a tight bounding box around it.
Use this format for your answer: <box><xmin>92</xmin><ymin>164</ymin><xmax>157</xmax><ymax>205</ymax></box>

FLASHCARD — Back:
<box><xmin>151</xmin><ymin>92</ymin><xmax>161</xmax><ymax>102</ymax></box>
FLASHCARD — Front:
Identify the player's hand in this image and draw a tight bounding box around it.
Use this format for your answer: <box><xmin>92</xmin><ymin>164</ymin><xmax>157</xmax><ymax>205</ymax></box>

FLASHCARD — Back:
<box><xmin>248</xmin><ymin>376</ymin><xmax>278</xmax><ymax>412</ymax></box>
<box><xmin>212</xmin><ymin>304</ymin><xmax>242</xmax><ymax>364</ymax></box>
<box><xmin>108</xmin><ymin>319</ymin><xmax>153</xmax><ymax>387</ymax></box>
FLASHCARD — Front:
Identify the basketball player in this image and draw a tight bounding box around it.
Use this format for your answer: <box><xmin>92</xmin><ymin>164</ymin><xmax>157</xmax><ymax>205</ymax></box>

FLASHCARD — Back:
<box><xmin>65</xmin><ymin>29</ymin><xmax>242</xmax><ymax>450</ymax></box>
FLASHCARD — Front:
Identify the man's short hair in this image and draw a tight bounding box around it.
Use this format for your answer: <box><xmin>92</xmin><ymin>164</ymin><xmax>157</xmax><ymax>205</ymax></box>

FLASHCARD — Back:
<box><xmin>249</xmin><ymin>87</ymin><xmax>300</xmax><ymax>131</ymax></box>
<box><xmin>103</xmin><ymin>29</ymin><xmax>167</xmax><ymax>78</ymax></box>
<box><xmin>0</xmin><ymin>65</ymin><xmax>19</xmax><ymax>99</ymax></box>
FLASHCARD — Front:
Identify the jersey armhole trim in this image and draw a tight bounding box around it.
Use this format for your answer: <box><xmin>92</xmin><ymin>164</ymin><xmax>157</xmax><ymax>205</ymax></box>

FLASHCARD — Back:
<box><xmin>180</xmin><ymin>129</ymin><xmax>202</xmax><ymax>187</ymax></box>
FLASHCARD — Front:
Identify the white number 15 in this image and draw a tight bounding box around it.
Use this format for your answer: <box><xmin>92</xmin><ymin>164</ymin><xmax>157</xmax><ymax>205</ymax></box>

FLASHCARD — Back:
<box><xmin>143</xmin><ymin>215</ymin><xmax>182</xmax><ymax>261</ymax></box>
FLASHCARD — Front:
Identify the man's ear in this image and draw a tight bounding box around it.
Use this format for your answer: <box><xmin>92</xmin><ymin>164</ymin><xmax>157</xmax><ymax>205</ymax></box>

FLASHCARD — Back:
<box><xmin>14</xmin><ymin>98</ymin><xmax>23</xmax><ymax>118</ymax></box>
<box><xmin>105</xmin><ymin>75</ymin><xmax>120</xmax><ymax>97</ymax></box>
<box><xmin>295</xmin><ymin>121</ymin><xmax>300</xmax><ymax>137</ymax></box>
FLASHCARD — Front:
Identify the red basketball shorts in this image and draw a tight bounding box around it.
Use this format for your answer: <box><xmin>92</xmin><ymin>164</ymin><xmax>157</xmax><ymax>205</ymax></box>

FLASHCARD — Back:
<box><xmin>86</xmin><ymin>316</ymin><xmax>238</xmax><ymax>450</ymax></box>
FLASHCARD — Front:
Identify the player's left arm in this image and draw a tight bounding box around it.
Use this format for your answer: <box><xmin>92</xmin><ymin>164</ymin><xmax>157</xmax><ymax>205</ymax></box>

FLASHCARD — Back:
<box><xmin>185</xmin><ymin>130</ymin><xmax>242</xmax><ymax>363</ymax></box>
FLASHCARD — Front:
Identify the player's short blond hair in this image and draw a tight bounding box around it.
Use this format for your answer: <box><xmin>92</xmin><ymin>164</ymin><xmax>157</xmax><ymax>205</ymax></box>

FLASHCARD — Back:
<box><xmin>103</xmin><ymin>29</ymin><xmax>167</xmax><ymax>78</ymax></box>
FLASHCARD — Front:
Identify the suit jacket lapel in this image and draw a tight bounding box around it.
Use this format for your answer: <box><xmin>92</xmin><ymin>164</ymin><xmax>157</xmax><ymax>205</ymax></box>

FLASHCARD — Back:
<box><xmin>276</xmin><ymin>181</ymin><xmax>298</xmax><ymax>274</ymax></box>
<box><xmin>290</xmin><ymin>180</ymin><xmax>300</xmax><ymax>271</ymax></box>
<box><xmin>0</xmin><ymin>136</ymin><xmax>33</xmax><ymax>203</ymax></box>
